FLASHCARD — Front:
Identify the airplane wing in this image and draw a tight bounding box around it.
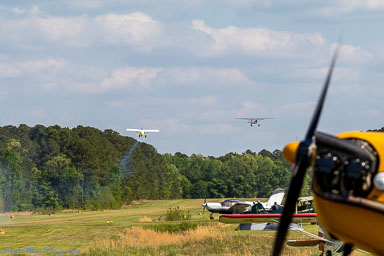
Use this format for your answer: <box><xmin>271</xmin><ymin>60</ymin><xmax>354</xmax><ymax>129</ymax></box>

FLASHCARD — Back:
<box><xmin>142</xmin><ymin>129</ymin><xmax>160</xmax><ymax>133</ymax></box>
<box><xmin>287</xmin><ymin>239</ymin><xmax>323</xmax><ymax>247</ymax></box>
<box><xmin>235</xmin><ymin>117</ymin><xmax>274</xmax><ymax>121</ymax></box>
<box><xmin>219</xmin><ymin>213</ymin><xmax>317</xmax><ymax>224</ymax></box>
<box><xmin>297</xmin><ymin>196</ymin><xmax>313</xmax><ymax>202</ymax></box>
<box><xmin>126</xmin><ymin>128</ymin><xmax>142</xmax><ymax>132</ymax></box>
<box><xmin>253</xmin><ymin>117</ymin><xmax>274</xmax><ymax>120</ymax></box>
<box><xmin>287</xmin><ymin>226</ymin><xmax>371</xmax><ymax>255</ymax></box>
<box><xmin>228</xmin><ymin>202</ymin><xmax>252</xmax><ymax>213</ymax></box>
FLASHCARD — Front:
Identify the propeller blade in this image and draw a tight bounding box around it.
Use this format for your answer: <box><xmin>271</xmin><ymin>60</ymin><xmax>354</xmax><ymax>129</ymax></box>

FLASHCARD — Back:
<box><xmin>272</xmin><ymin>151</ymin><xmax>311</xmax><ymax>256</ymax></box>
<box><xmin>272</xmin><ymin>41</ymin><xmax>341</xmax><ymax>256</ymax></box>
<box><xmin>202</xmin><ymin>197</ymin><xmax>207</xmax><ymax>215</ymax></box>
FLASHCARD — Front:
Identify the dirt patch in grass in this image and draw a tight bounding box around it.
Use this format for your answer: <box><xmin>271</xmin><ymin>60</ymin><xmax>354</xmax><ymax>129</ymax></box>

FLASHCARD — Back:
<box><xmin>0</xmin><ymin>211</ymin><xmax>33</xmax><ymax>217</ymax></box>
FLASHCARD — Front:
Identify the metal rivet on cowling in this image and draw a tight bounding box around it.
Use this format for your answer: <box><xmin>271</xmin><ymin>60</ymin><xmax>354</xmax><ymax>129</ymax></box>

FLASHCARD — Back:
<box><xmin>373</xmin><ymin>172</ymin><xmax>384</xmax><ymax>191</ymax></box>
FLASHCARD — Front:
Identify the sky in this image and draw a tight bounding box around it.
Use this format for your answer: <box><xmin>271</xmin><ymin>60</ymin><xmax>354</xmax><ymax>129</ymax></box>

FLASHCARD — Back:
<box><xmin>1</xmin><ymin>0</ymin><xmax>384</xmax><ymax>156</ymax></box>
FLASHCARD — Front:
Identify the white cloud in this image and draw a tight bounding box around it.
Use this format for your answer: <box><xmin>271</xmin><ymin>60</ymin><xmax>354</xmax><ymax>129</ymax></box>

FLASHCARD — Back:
<box><xmin>0</xmin><ymin>57</ymin><xmax>255</xmax><ymax>94</ymax></box>
<box><xmin>67</xmin><ymin>0</ymin><xmax>105</xmax><ymax>9</ymax></box>
<box><xmin>221</xmin><ymin>0</ymin><xmax>272</xmax><ymax>7</ymax></box>
<box><xmin>94</xmin><ymin>12</ymin><xmax>162</xmax><ymax>50</ymax></box>
<box><xmin>136</xmin><ymin>119</ymin><xmax>192</xmax><ymax>133</ymax></box>
<box><xmin>0</xmin><ymin>57</ymin><xmax>107</xmax><ymax>93</ymax></box>
<box><xmin>106</xmin><ymin>100</ymin><xmax>126</xmax><ymax>108</ymax></box>
<box><xmin>0</xmin><ymin>15</ymin><xmax>89</xmax><ymax>47</ymax></box>
<box><xmin>278</xmin><ymin>101</ymin><xmax>315</xmax><ymax>118</ymax></box>
<box><xmin>12</xmin><ymin>8</ymin><xmax>25</xmax><ymax>15</ymax></box>
<box><xmin>30</xmin><ymin>6</ymin><xmax>40</xmax><ymax>15</ymax></box>
<box><xmin>136</xmin><ymin>119</ymin><xmax>235</xmax><ymax>135</ymax></box>
<box><xmin>201</xmin><ymin>100</ymin><xmax>269</xmax><ymax>121</ymax></box>
<box><xmin>197</xmin><ymin>123</ymin><xmax>236</xmax><ymax>134</ymax></box>
<box><xmin>237</xmin><ymin>101</ymin><xmax>269</xmax><ymax>117</ymax></box>
<box><xmin>99</xmin><ymin>66</ymin><xmax>161</xmax><ymax>90</ymax></box>
<box><xmin>279</xmin><ymin>101</ymin><xmax>315</xmax><ymax>111</ymax></box>
<box><xmin>0</xmin><ymin>64</ymin><xmax>21</xmax><ymax>77</ymax></box>
<box><xmin>20</xmin><ymin>58</ymin><xmax>67</xmax><ymax>74</ymax></box>
<box><xmin>0</xmin><ymin>57</ymin><xmax>68</xmax><ymax>79</ymax></box>
<box><xmin>183</xmin><ymin>96</ymin><xmax>217</xmax><ymax>106</ymax></box>
<box><xmin>338</xmin><ymin>0</ymin><xmax>384</xmax><ymax>11</ymax></box>
<box><xmin>312</xmin><ymin>0</ymin><xmax>384</xmax><ymax>16</ymax></box>
<box><xmin>0</xmin><ymin>90</ymin><xmax>6</xmax><ymax>99</ymax></box>
<box><xmin>159</xmin><ymin>67</ymin><xmax>255</xmax><ymax>86</ymax></box>
<box><xmin>144</xmin><ymin>96</ymin><xmax>218</xmax><ymax>107</ymax></box>
<box><xmin>0</xmin><ymin>11</ymin><xmax>162</xmax><ymax>49</ymax></box>
<box><xmin>337</xmin><ymin>43</ymin><xmax>374</xmax><ymax>64</ymax></box>
<box><xmin>191</xmin><ymin>20</ymin><xmax>325</xmax><ymax>56</ymax></box>
<box><xmin>348</xmin><ymin>108</ymin><xmax>384</xmax><ymax>119</ymax></box>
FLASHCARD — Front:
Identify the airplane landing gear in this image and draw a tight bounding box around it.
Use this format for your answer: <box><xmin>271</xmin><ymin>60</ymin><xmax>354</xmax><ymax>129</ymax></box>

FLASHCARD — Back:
<box><xmin>210</xmin><ymin>213</ymin><xmax>214</xmax><ymax>220</ymax></box>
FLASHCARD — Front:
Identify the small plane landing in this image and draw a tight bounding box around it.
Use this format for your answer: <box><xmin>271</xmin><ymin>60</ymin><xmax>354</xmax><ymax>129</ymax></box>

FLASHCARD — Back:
<box><xmin>126</xmin><ymin>128</ymin><xmax>159</xmax><ymax>138</ymax></box>
<box><xmin>235</xmin><ymin>117</ymin><xmax>274</xmax><ymax>127</ymax></box>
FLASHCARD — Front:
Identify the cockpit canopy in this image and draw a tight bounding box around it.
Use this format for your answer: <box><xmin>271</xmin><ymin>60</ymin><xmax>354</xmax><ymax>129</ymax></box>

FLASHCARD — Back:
<box><xmin>220</xmin><ymin>199</ymin><xmax>246</xmax><ymax>207</ymax></box>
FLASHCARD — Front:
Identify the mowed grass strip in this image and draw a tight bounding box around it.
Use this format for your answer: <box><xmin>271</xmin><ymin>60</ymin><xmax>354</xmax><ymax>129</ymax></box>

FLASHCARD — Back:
<box><xmin>0</xmin><ymin>199</ymin><xmax>366</xmax><ymax>255</ymax></box>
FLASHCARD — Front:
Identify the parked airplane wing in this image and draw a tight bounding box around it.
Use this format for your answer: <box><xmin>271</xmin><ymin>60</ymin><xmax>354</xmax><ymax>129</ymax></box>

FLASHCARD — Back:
<box><xmin>287</xmin><ymin>239</ymin><xmax>323</xmax><ymax>247</ymax></box>
<box><xmin>228</xmin><ymin>202</ymin><xmax>252</xmax><ymax>213</ymax></box>
<box><xmin>219</xmin><ymin>213</ymin><xmax>317</xmax><ymax>224</ymax></box>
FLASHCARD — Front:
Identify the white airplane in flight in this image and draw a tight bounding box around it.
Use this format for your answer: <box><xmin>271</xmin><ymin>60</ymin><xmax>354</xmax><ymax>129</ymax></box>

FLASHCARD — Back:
<box><xmin>126</xmin><ymin>128</ymin><xmax>160</xmax><ymax>138</ymax></box>
<box><xmin>235</xmin><ymin>117</ymin><xmax>274</xmax><ymax>127</ymax></box>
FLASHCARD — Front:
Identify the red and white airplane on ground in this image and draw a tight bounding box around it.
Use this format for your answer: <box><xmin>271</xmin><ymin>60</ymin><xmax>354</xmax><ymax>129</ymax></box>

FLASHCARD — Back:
<box><xmin>219</xmin><ymin>213</ymin><xmax>317</xmax><ymax>224</ymax></box>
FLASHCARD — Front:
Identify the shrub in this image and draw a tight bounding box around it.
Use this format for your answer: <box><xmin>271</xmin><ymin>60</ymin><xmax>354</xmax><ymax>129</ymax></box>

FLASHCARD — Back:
<box><xmin>165</xmin><ymin>206</ymin><xmax>191</xmax><ymax>221</ymax></box>
<box><xmin>145</xmin><ymin>222</ymin><xmax>198</xmax><ymax>233</ymax></box>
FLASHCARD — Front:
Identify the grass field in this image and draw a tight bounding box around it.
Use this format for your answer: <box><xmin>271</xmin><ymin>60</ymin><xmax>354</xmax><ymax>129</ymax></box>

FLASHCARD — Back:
<box><xmin>0</xmin><ymin>199</ymin><xmax>366</xmax><ymax>256</ymax></box>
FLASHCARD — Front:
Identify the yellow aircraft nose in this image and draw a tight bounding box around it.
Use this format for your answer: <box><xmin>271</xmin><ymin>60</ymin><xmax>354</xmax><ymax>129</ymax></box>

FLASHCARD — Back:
<box><xmin>282</xmin><ymin>141</ymin><xmax>300</xmax><ymax>164</ymax></box>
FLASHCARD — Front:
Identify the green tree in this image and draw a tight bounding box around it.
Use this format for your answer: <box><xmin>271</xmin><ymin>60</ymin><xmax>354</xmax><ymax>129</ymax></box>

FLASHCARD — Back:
<box><xmin>0</xmin><ymin>148</ymin><xmax>26</xmax><ymax>211</ymax></box>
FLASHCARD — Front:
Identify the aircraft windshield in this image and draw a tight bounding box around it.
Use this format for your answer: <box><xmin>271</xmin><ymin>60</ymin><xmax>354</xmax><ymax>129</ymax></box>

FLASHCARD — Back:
<box><xmin>221</xmin><ymin>200</ymin><xmax>233</xmax><ymax>207</ymax></box>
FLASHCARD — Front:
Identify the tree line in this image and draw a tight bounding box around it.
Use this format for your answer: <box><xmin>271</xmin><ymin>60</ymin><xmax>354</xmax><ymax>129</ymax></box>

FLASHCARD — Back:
<box><xmin>0</xmin><ymin>124</ymin><xmax>313</xmax><ymax>212</ymax></box>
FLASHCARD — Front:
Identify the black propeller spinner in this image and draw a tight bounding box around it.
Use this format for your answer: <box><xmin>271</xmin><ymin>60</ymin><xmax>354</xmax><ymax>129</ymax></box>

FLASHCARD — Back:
<box><xmin>272</xmin><ymin>43</ymin><xmax>341</xmax><ymax>256</ymax></box>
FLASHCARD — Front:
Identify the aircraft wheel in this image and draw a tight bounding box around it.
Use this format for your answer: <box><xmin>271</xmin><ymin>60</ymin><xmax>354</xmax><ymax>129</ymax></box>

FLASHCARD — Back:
<box><xmin>325</xmin><ymin>250</ymin><xmax>332</xmax><ymax>256</ymax></box>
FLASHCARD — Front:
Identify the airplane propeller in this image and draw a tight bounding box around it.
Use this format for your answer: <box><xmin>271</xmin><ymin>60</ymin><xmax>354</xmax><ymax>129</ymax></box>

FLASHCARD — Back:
<box><xmin>202</xmin><ymin>197</ymin><xmax>207</xmax><ymax>215</ymax></box>
<box><xmin>272</xmin><ymin>42</ymin><xmax>341</xmax><ymax>256</ymax></box>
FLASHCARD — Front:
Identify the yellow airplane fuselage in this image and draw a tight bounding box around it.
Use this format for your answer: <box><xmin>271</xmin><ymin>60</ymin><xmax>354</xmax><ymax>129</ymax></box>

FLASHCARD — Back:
<box><xmin>284</xmin><ymin>131</ymin><xmax>384</xmax><ymax>255</ymax></box>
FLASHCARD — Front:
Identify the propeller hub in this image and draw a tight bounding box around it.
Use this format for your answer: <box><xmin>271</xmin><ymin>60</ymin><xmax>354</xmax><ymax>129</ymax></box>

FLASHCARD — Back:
<box><xmin>282</xmin><ymin>142</ymin><xmax>300</xmax><ymax>164</ymax></box>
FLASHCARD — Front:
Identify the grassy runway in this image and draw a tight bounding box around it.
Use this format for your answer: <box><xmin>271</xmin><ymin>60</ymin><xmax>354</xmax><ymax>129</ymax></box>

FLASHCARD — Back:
<box><xmin>0</xmin><ymin>199</ymin><xmax>365</xmax><ymax>256</ymax></box>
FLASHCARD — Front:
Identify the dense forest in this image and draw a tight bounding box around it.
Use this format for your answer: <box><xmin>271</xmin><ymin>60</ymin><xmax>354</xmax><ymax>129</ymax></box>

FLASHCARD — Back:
<box><xmin>0</xmin><ymin>124</ymin><xmax>313</xmax><ymax>212</ymax></box>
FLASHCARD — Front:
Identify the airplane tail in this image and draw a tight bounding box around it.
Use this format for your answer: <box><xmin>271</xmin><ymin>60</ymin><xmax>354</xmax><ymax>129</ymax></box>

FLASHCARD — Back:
<box><xmin>265</xmin><ymin>188</ymin><xmax>285</xmax><ymax>209</ymax></box>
